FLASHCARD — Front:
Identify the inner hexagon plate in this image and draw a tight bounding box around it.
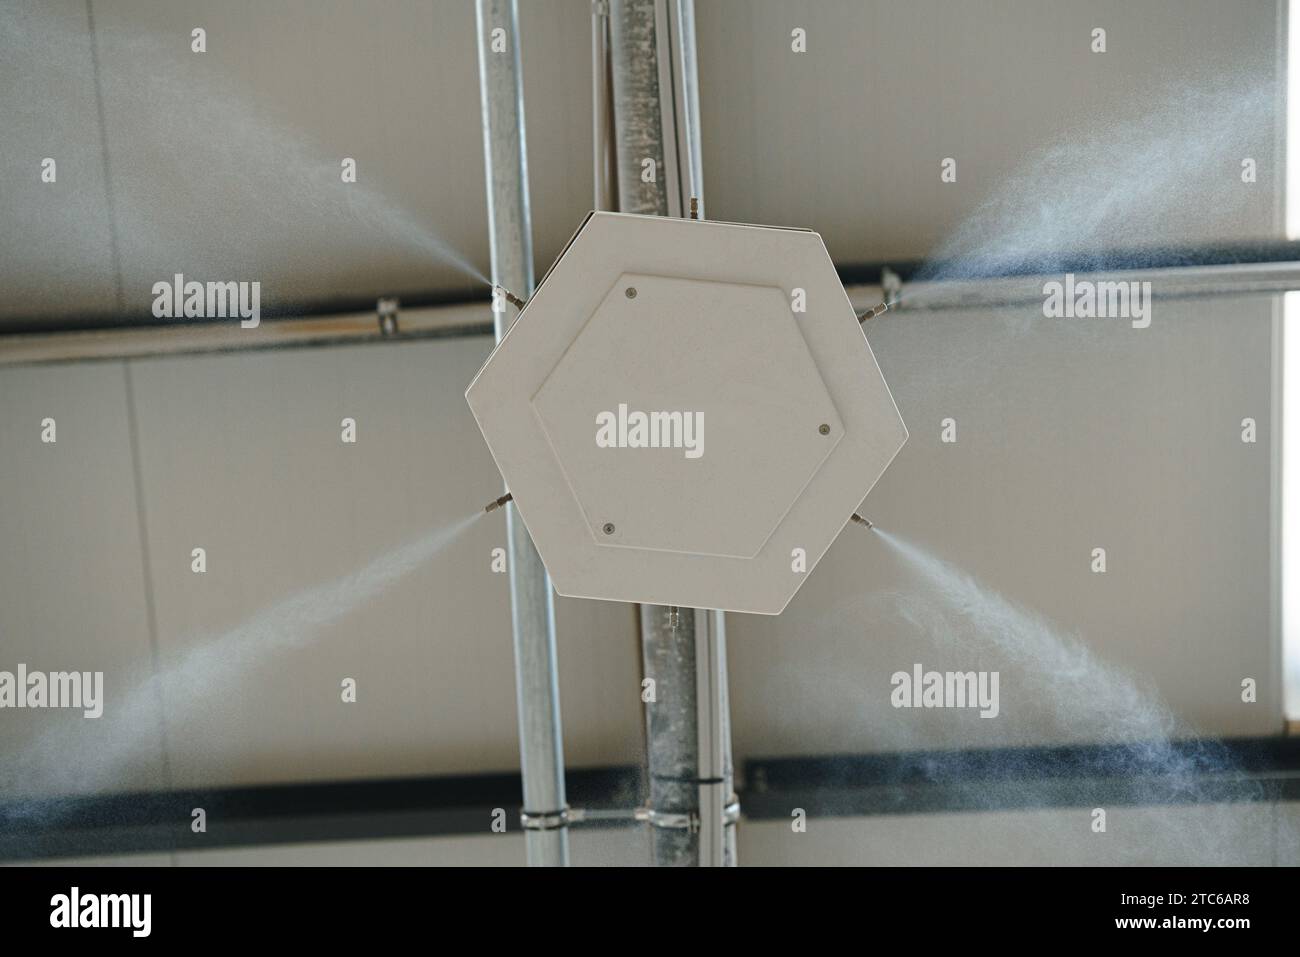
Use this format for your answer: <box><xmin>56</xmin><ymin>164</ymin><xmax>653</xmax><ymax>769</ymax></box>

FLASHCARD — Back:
<box><xmin>531</xmin><ymin>272</ymin><xmax>843</xmax><ymax>559</ymax></box>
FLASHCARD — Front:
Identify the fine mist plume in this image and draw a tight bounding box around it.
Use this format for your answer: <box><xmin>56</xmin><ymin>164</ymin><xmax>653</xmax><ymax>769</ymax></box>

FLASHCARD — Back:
<box><xmin>853</xmin><ymin>528</ymin><xmax>1292</xmax><ymax>865</ymax></box>
<box><xmin>0</xmin><ymin>513</ymin><xmax>481</xmax><ymax>819</ymax></box>
<box><xmin>868</xmin><ymin>75</ymin><xmax>1280</xmax><ymax>437</ymax></box>
<box><xmin>914</xmin><ymin>77</ymin><xmax>1278</xmax><ymax>284</ymax></box>
<box><xmin>0</xmin><ymin>4</ymin><xmax>489</xmax><ymax>319</ymax></box>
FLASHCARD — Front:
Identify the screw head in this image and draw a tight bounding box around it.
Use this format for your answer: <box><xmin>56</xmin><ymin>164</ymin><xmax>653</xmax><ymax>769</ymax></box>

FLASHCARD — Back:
<box><xmin>602</xmin><ymin>522</ymin><xmax>615</xmax><ymax>535</ymax></box>
<box><xmin>625</xmin><ymin>287</ymin><xmax>637</xmax><ymax>299</ymax></box>
<box><xmin>819</xmin><ymin>423</ymin><xmax>830</xmax><ymax>435</ymax></box>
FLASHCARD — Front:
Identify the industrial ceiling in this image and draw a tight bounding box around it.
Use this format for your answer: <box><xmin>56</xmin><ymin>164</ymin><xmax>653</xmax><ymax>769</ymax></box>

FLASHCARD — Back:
<box><xmin>0</xmin><ymin>0</ymin><xmax>1282</xmax><ymax>329</ymax></box>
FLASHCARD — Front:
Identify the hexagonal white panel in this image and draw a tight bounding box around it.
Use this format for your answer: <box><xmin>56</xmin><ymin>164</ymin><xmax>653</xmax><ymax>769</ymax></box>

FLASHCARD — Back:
<box><xmin>466</xmin><ymin>211</ymin><xmax>906</xmax><ymax>615</ymax></box>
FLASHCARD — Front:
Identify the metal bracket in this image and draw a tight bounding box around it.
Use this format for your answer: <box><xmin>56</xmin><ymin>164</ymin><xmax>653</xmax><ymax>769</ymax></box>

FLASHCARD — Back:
<box><xmin>636</xmin><ymin>806</ymin><xmax>695</xmax><ymax>831</ymax></box>
<box><xmin>631</xmin><ymin>798</ymin><xmax>740</xmax><ymax>832</ymax></box>
<box><xmin>520</xmin><ymin>807</ymin><xmax>571</xmax><ymax>831</ymax></box>
<box><xmin>377</xmin><ymin>296</ymin><xmax>400</xmax><ymax>336</ymax></box>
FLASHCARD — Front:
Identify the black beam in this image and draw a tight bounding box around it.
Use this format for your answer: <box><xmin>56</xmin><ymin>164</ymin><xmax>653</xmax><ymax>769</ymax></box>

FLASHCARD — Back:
<box><xmin>742</xmin><ymin>737</ymin><xmax>1300</xmax><ymax>819</ymax></box>
<box><xmin>0</xmin><ymin>766</ymin><xmax>643</xmax><ymax>861</ymax></box>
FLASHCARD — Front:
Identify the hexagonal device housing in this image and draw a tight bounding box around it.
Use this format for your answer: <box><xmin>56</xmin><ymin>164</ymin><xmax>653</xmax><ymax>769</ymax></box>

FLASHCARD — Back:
<box><xmin>466</xmin><ymin>211</ymin><xmax>906</xmax><ymax>615</ymax></box>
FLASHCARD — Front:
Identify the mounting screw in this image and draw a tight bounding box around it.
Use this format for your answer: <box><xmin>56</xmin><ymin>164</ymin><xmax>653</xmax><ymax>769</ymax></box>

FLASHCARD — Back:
<box><xmin>819</xmin><ymin>423</ymin><xmax>830</xmax><ymax>435</ymax></box>
<box><xmin>625</xmin><ymin>287</ymin><xmax>637</xmax><ymax>299</ymax></box>
<box><xmin>603</xmin><ymin>522</ymin><xmax>616</xmax><ymax>535</ymax></box>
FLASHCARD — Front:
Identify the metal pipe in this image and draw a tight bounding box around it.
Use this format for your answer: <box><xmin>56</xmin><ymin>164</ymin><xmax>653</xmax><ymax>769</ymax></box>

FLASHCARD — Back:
<box><xmin>663</xmin><ymin>0</ymin><xmax>704</xmax><ymax>215</ymax></box>
<box><xmin>592</xmin><ymin>0</ymin><xmax>617</xmax><ymax>211</ymax></box>
<box><xmin>476</xmin><ymin>0</ymin><xmax>569</xmax><ymax>867</ymax></box>
<box><xmin>890</xmin><ymin>260</ymin><xmax>1300</xmax><ymax>314</ymax></box>
<box><xmin>609</xmin><ymin>0</ymin><xmax>667</xmax><ymax>215</ymax></box>
<box><xmin>694</xmin><ymin>609</ymin><xmax>731</xmax><ymax>867</ymax></box>
<box><xmin>638</xmin><ymin>603</ymin><xmax>699</xmax><ymax>866</ymax></box>
<box><xmin>635</xmin><ymin>606</ymin><xmax>733</xmax><ymax>866</ymax></box>
<box><xmin>13</xmin><ymin>259</ymin><xmax>1300</xmax><ymax>367</ymax></box>
<box><xmin>608</xmin><ymin>0</ymin><xmax>704</xmax><ymax>217</ymax></box>
<box><xmin>610</xmin><ymin>0</ymin><xmax>735</xmax><ymax>866</ymax></box>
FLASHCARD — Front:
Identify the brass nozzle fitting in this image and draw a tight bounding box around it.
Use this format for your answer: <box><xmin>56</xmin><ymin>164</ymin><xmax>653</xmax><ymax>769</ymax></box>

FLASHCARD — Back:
<box><xmin>850</xmin><ymin>513</ymin><xmax>873</xmax><ymax>529</ymax></box>
<box><xmin>858</xmin><ymin>301</ymin><xmax>889</xmax><ymax>324</ymax></box>
<box><xmin>484</xmin><ymin>493</ymin><xmax>513</xmax><ymax>514</ymax></box>
<box><xmin>498</xmin><ymin>288</ymin><xmax>526</xmax><ymax>311</ymax></box>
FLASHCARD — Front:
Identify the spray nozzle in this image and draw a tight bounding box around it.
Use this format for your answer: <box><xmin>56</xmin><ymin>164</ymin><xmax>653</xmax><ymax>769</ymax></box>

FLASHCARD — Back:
<box><xmin>484</xmin><ymin>492</ymin><xmax>513</xmax><ymax>514</ymax></box>
<box><xmin>849</xmin><ymin>513</ymin><xmax>874</xmax><ymax>530</ymax></box>
<box><xmin>857</xmin><ymin>301</ymin><xmax>889</xmax><ymax>324</ymax></box>
<box><xmin>497</xmin><ymin>287</ymin><xmax>527</xmax><ymax>311</ymax></box>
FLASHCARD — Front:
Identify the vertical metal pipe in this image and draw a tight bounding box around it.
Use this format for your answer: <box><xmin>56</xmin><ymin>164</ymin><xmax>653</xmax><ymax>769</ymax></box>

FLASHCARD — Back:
<box><xmin>476</xmin><ymin>0</ymin><xmax>570</xmax><ymax>867</ymax></box>
<box><xmin>609</xmin><ymin>0</ymin><xmax>669</xmax><ymax>215</ymax></box>
<box><xmin>592</xmin><ymin>0</ymin><xmax>617</xmax><ymax>212</ymax></box>
<box><xmin>638</xmin><ymin>604</ymin><xmax>697</xmax><ymax>866</ymax></box>
<box><xmin>666</xmin><ymin>0</ymin><xmax>704</xmax><ymax>213</ymax></box>
<box><xmin>694</xmin><ymin>609</ymin><xmax>731</xmax><ymax>867</ymax></box>
<box><xmin>636</xmin><ymin>606</ymin><xmax>733</xmax><ymax>866</ymax></box>
<box><xmin>611</xmin><ymin>0</ymin><xmax>736</xmax><ymax>866</ymax></box>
